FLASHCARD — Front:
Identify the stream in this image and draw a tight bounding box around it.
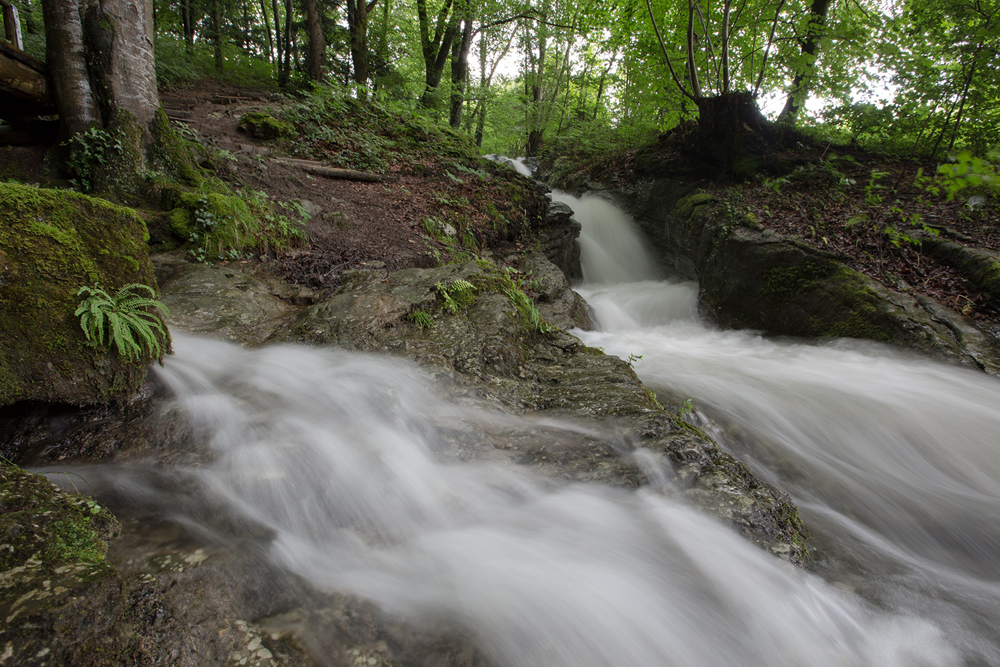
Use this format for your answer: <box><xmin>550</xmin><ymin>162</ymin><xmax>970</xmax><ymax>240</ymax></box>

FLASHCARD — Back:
<box><xmin>41</xmin><ymin>191</ymin><xmax>1000</xmax><ymax>666</ymax></box>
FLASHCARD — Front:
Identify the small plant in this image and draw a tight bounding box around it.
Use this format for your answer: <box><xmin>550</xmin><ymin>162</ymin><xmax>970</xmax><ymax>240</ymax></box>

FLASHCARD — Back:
<box><xmin>928</xmin><ymin>150</ymin><xmax>999</xmax><ymax>201</ymax></box>
<box><xmin>75</xmin><ymin>283</ymin><xmax>170</xmax><ymax>361</ymax></box>
<box><xmin>436</xmin><ymin>279</ymin><xmax>478</xmax><ymax>313</ymax></box>
<box><xmin>502</xmin><ymin>286</ymin><xmax>553</xmax><ymax>333</ymax></box>
<box><xmin>64</xmin><ymin>127</ymin><xmax>124</xmax><ymax>192</ymax></box>
<box><xmin>626</xmin><ymin>353</ymin><xmax>643</xmax><ymax>369</ymax></box>
<box><xmin>409</xmin><ymin>310</ymin><xmax>434</xmax><ymax>329</ymax></box>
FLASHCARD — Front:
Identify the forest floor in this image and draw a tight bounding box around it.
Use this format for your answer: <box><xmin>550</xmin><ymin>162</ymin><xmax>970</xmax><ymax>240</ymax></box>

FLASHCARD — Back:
<box><xmin>560</xmin><ymin>136</ymin><xmax>1000</xmax><ymax>335</ymax></box>
<box><xmin>158</xmin><ymin>80</ymin><xmax>545</xmax><ymax>290</ymax></box>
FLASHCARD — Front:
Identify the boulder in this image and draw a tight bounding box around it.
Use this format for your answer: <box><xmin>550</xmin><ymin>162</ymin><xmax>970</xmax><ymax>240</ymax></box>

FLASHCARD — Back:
<box><xmin>0</xmin><ymin>183</ymin><xmax>161</xmax><ymax>407</ymax></box>
<box><xmin>610</xmin><ymin>184</ymin><xmax>1000</xmax><ymax>373</ymax></box>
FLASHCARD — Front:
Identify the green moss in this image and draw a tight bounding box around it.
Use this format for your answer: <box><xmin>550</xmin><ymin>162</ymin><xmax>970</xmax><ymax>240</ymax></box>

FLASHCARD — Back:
<box><xmin>762</xmin><ymin>261</ymin><xmax>836</xmax><ymax>302</ymax></box>
<box><xmin>0</xmin><ymin>183</ymin><xmax>157</xmax><ymax>406</ymax></box>
<box><xmin>238</xmin><ymin>112</ymin><xmax>295</xmax><ymax>140</ymax></box>
<box><xmin>163</xmin><ymin>189</ymin><xmax>304</xmax><ymax>261</ymax></box>
<box><xmin>0</xmin><ymin>465</ymin><xmax>118</xmax><ymax>572</ymax></box>
<box><xmin>150</xmin><ymin>108</ymin><xmax>202</xmax><ymax>186</ymax></box>
<box><xmin>675</xmin><ymin>193</ymin><xmax>718</xmax><ymax>220</ymax></box>
<box><xmin>581</xmin><ymin>345</ymin><xmax>606</xmax><ymax>356</ymax></box>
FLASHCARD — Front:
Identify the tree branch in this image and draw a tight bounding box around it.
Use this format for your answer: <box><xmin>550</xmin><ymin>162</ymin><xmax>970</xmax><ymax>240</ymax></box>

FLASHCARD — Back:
<box><xmin>644</xmin><ymin>0</ymin><xmax>697</xmax><ymax>101</ymax></box>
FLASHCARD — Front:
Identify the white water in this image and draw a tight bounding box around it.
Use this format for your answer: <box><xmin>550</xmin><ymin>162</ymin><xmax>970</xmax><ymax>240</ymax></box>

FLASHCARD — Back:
<box><xmin>41</xmin><ymin>191</ymin><xmax>1000</xmax><ymax>664</ymax></box>
<box><xmin>484</xmin><ymin>154</ymin><xmax>535</xmax><ymax>178</ymax></box>
<box><xmin>106</xmin><ymin>334</ymin><xmax>965</xmax><ymax>666</ymax></box>
<box><xmin>555</xmin><ymin>189</ymin><xmax>1000</xmax><ymax>664</ymax></box>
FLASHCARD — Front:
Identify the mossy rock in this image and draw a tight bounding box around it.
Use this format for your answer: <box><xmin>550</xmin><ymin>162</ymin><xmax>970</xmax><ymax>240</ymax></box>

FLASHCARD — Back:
<box><xmin>0</xmin><ymin>464</ymin><xmax>154</xmax><ymax>665</ymax></box>
<box><xmin>0</xmin><ymin>183</ymin><xmax>160</xmax><ymax>407</ymax></box>
<box><xmin>162</xmin><ymin>188</ymin><xmax>304</xmax><ymax>261</ymax></box>
<box><xmin>237</xmin><ymin>112</ymin><xmax>295</xmax><ymax>140</ymax></box>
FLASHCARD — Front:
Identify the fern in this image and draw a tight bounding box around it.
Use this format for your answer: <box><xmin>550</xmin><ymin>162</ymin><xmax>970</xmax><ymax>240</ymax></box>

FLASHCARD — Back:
<box><xmin>75</xmin><ymin>283</ymin><xmax>170</xmax><ymax>361</ymax></box>
<box><xmin>436</xmin><ymin>279</ymin><xmax>477</xmax><ymax>313</ymax></box>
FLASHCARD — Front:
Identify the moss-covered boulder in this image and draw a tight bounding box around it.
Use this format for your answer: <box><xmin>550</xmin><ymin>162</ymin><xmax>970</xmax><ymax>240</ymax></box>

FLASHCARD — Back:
<box><xmin>609</xmin><ymin>182</ymin><xmax>1000</xmax><ymax>373</ymax></box>
<box><xmin>0</xmin><ymin>464</ymin><xmax>155</xmax><ymax>665</ymax></box>
<box><xmin>237</xmin><ymin>112</ymin><xmax>294</xmax><ymax>140</ymax></box>
<box><xmin>0</xmin><ymin>183</ymin><xmax>160</xmax><ymax>407</ymax></box>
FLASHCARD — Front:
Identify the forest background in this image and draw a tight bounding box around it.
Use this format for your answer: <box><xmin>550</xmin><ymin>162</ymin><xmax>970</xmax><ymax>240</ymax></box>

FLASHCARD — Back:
<box><xmin>6</xmin><ymin>0</ymin><xmax>998</xmax><ymax>164</ymax></box>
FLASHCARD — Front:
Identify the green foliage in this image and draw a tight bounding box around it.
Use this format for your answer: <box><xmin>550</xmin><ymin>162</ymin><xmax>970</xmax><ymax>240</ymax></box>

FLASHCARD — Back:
<box><xmin>154</xmin><ymin>36</ymin><xmax>277</xmax><ymax>91</ymax></box>
<box><xmin>409</xmin><ymin>310</ymin><xmax>435</xmax><ymax>329</ymax></box>
<box><xmin>64</xmin><ymin>127</ymin><xmax>124</xmax><ymax>193</ymax></box>
<box><xmin>931</xmin><ymin>150</ymin><xmax>999</xmax><ymax>201</ymax></box>
<box><xmin>436</xmin><ymin>278</ymin><xmax>478</xmax><ymax>313</ymax></box>
<box><xmin>75</xmin><ymin>284</ymin><xmax>170</xmax><ymax>361</ymax></box>
<box><xmin>172</xmin><ymin>189</ymin><xmax>307</xmax><ymax>262</ymax></box>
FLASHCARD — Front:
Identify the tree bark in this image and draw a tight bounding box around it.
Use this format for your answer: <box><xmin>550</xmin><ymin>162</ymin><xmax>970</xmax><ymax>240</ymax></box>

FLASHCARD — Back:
<box><xmin>41</xmin><ymin>0</ymin><xmax>170</xmax><ymax>197</ymax></box>
<box><xmin>41</xmin><ymin>0</ymin><xmax>100</xmax><ymax>137</ymax></box>
<box><xmin>212</xmin><ymin>0</ymin><xmax>223</xmax><ymax>70</ymax></box>
<box><xmin>304</xmin><ymin>0</ymin><xmax>324</xmax><ymax>81</ymax></box>
<box><xmin>271</xmin><ymin>0</ymin><xmax>283</xmax><ymax>69</ymax></box>
<box><xmin>416</xmin><ymin>0</ymin><xmax>461</xmax><ymax>107</ymax></box>
<box><xmin>777</xmin><ymin>0</ymin><xmax>833</xmax><ymax>123</ymax></box>
<box><xmin>259</xmin><ymin>0</ymin><xmax>273</xmax><ymax>61</ymax></box>
<box><xmin>280</xmin><ymin>0</ymin><xmax>292</xmax><ymax>85</ymax></box>
<box><xmin>448</xmin><ymin>11</ymin><xmax>473</xmax><ymax>128</ymax></box>
<box><xmin>346</xmin><ymin>0</ymin><xmax>377</xmax><ymax>92</ymax></box>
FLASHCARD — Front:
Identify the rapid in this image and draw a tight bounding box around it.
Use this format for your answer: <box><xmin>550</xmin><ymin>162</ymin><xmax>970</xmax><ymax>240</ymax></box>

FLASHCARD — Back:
<box><xmin>41</xmin><ymin>190</ymin><xmax>1000</xmax><ymax>666</ymax></box>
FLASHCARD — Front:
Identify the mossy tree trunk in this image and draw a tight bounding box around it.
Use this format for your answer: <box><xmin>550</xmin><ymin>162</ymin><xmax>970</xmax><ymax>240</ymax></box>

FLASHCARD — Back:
<box><xmin>41</xmin><ymin>0</ymin><xmax>196</xmax><ymax>199</ymax></box>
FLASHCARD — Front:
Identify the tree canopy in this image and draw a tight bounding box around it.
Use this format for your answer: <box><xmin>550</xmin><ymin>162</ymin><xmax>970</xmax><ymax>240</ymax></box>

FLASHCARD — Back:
<box><xmin>6</xmin><ymin>0</ymin><xmax>998</xmax><ymax>160</ymax></box>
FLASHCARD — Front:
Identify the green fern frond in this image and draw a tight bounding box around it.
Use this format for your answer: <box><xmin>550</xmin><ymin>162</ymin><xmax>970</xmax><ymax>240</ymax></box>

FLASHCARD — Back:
<box><xmin>75</xmin><ymin>283</ymin><xmax>170</xmax><ymax>361</ymax></box>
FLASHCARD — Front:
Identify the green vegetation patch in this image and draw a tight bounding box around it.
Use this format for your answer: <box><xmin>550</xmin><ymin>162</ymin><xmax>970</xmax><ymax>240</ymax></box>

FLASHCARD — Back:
<box><xmin>0</xmin><ymin>183</ymin><xmax>158</xmax><ymax>406</ymax></box>
<box><xmin>762</xmin><ymin>261</ymin><xmax>837</xmax><ymax>303</ymax></box>
<box><xmin>676</xmin><ymin>193</ymin><xmax>719</xmax><ymax>220</ymax></box>
<box><xmin>164</xmin><ymin>188</ymin><xmax>306</xmax><ymax>262</ymax></box>
<box><xmin>238</xmin><ymin>111</ymin><xmax>295</xmax><ymax>140</ymax></box>
<box><xmin>0</xmin><ymin>465</ymin><xmax>118</xmax><ymax>572</ymax></box>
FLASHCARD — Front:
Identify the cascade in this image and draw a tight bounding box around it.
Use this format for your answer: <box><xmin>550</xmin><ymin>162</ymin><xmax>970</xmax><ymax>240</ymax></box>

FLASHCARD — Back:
<box><xmin>36</xmin><ymin>190</ymin><xmax>1000</xmax><ymax>665</ymax></box>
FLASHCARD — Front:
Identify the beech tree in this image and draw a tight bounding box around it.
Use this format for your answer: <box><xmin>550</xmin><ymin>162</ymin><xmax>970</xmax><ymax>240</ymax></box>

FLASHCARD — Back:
<box><xmin>40</xmin><ymin>0</ymin><xmax>195</xmax><ymax>198</ymax></box>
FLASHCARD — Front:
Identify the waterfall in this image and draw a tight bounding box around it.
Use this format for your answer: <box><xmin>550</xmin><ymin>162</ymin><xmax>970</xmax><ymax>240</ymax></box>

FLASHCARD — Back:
<box><xmin>558</xmin><ymin>189</ymin><xmax>1000</xmax><ymax>664</ymax></box>
<box><xmin>91</xmin><ymin>333</ymin><xmax>964</xmax><ymax>666</ymax></box>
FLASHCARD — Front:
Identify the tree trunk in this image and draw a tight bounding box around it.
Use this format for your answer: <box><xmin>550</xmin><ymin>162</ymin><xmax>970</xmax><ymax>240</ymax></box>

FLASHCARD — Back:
<box><xmin>777</xmin><ymin>0</ymin><xmax>833</xmax><ymax>123</ymax></box>
<box><xmin>41</xmin><ymin>0</ymin><xmax>183</xmax><ymax>199</ymax></box>
<box><xmin>304</xmin><ymin>0</ymin><xmax>324</xmax><ymax>81</ymax></box>
<box><xmin>271</xmin><ymin>0</ymin><xmax>283</xmax><ymax>70</ymax></box>
<box><xmin>41</xmin><ymin>0</ymin><xmax>100</xmax><ymax>137</ymax></box>
<box><xmin>212</xmin><ymin>0</ymin><xmax>223</xmax><ymax>70</ymax></box>
<box><xmin>280</xmin><ymin>0</ymin><xmax>292</xmax><ymax>85</ymax></box>
<box><xmin>448</xmin><ymin>13</ymin><xmax>473</xmax><ymax>128</ymax></box>
<box><xmin>346</xmin><ymin>0</ymin><xmax>377</xmax><ymax>93</ymax></box>
<box><xmin>695</xmin><ymin>92</ymin><xmax>771</xmax><ymax>178</ymax></box>
<box><xmin>182</xmin><ymin>0</ymin><xmax>194</xmax><ymax>53</ymax></box>
<box><xmin>416</xmin><ymin>0</ymin><xmax>460</xmax><ymax>108</ymax></box>
<box><xmin>259</xmin><ymin>0</ymin><xmax>273</xmax><ymax>61</ymax></box>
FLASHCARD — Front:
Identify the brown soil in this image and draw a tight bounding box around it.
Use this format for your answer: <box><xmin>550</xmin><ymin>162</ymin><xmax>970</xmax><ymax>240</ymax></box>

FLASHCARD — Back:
<box><xmin>159</xmin><ymin>81</ymin><xmax>542</xmax><ymax>290</ymax></box>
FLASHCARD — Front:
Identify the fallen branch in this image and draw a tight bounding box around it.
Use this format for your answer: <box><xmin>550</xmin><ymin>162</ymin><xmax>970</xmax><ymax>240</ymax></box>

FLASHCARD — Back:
<box><xmin>273</xmin><ymin>157</ymin><xmax>395</xmax><ymax>182</ymax></box>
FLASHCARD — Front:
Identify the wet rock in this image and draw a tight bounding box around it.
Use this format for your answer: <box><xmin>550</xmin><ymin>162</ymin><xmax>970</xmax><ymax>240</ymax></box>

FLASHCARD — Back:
<box><xmin>536</xmin><ymin>200</ymin><xmax>583</xmax><ymax>282</ymax></box>
<box><xmin>0</xmin><ymin>465</ymin><xmax>161</xmax><ymax>665</ymax></box>
<box><xmin>270</xmin><ymin>256</ymin><xmax>808</xmax><ymax>562</ymax></box>
<box><xmin>610</xmin><ymin>185</ymin><xmax>1000</xmax><ymax>373</ymax></box>
<box><xmin>154</xmin><ymin>252</ymin><xmax>308</xmax><ymax>346</ymax></box>
<box><xmin>0</xmin><ymin>183</ymin><xmax>160</xmax><ymax>407</ymax></box>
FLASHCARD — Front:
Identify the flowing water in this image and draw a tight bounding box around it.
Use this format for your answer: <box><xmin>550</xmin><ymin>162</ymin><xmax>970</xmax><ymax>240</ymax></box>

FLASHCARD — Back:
<box><xmin>38</xmin><ymin>190</ymin><xmax>1000</xmax><ymax>665</ymax></box>
<box><xmin>555</xmin><ymin>190</ymin><xmax>1000</xmax><ymax>665</ymax></box>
